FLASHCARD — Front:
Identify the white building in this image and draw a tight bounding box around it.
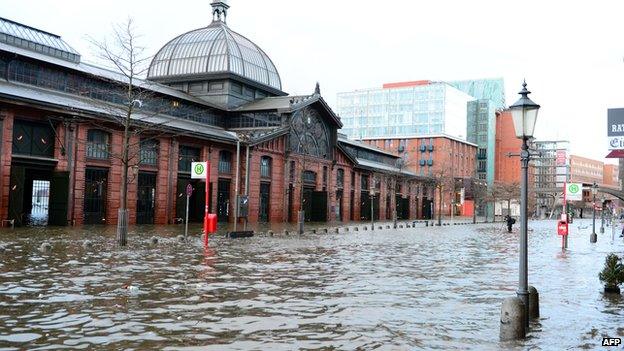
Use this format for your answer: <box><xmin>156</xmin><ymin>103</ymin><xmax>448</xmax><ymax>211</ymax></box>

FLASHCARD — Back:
<box><xmin>337</xmin><ymin>81</ymin><xmax>473</xmax><ymax>140</ymax></box>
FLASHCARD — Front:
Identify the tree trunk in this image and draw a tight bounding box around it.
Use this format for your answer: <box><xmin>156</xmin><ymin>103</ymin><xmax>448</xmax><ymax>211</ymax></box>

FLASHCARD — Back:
<box><xmin>507</xmin><ymin>199</ymin><xmax>511</xmax><ymax>217</ymax></box>
<box><xmin>116</xmin><ymin>117</ymin><xmax>131</xmax><ymax>246</ymax></box>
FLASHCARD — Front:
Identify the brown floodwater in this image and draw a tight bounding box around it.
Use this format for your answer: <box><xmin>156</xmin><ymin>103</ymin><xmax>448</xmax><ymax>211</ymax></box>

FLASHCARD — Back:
<box><xmin>0</xmin><ymin>219</ymin><xmax>622</xmax><ymax>350</ymax></box>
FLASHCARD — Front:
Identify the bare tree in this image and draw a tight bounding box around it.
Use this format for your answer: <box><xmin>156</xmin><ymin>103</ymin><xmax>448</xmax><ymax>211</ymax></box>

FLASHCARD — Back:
<box><xmin>86</xmin><ymin>19</ymin><xmax>183</xmax><ymax>246</ymax></box>
<box><xmin>493</xmin><ymin>181</ymin><xmax>521</xmax><ymax>217</ymax></box>
<box><xmin>430</xmin><ymin>161</ymin><xmax>455</xmax><ymax>226</ymax></box>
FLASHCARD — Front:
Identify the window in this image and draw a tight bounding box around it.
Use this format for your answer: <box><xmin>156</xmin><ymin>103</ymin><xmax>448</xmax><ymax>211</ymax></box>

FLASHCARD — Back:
<box><xmin>361</xmin><ymin>175</ymin><xmax>369</xmax><ymax>190</ymax></box>
<box><xmin>218</xmin><ymin>150</ymin><xmax>232</xmax><ymax>173</ymax></box>
<box><xmin>260</xmin><ymin>156</ymin><xmax>272</xmax><ymax>178</ymax></box>
<box><xmin>139</xmin><ymin>139</ymin><xmax>158</xmax><ymax>165</ymax></box>
<box><xmin>86</xmin><ymin>130</ymin><xmax>110</xmax><ymax>159</ymax></box>
<box><xmin>337</xmin><ymin>169</ymin><xmax>344</xmax><ymax>188</ymax></box>
<box><xmin>178</xmin><ymin>145</ymin><xmax>200</xmax><ymax>172</ymax></box>
<box><xmin>290</xmin><ymin>160</ymin><xmax>296</xmax><ymax>183</ymax></box>
<box><xmin>351</xmin><ymin>171</ymin><xmax>356</xmax><ymax>189</ymax></box>
<box><xmin>12</xmin><ymin>120</ymin><xmax>55</xmax><ymax>157</ymax></box>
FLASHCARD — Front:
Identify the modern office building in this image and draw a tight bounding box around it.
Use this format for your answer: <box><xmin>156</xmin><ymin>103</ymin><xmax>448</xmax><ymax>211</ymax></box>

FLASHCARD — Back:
<box><xmin>532</xmin><ymin>140</ymin><xmax>570</xmax><ymax>217</ymax></box>
<box><xmin>336</xmin><ymin>81</ymin><xmax>473</xmax><ymax>140</ymax></box>
<box><xmin>450</xmin><ymin>78</ymin><xmax>505</xmax><ymax>183</ymax></box>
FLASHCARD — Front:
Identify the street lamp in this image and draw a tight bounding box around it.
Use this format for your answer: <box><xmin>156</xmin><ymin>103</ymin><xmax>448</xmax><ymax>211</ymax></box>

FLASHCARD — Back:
<box><xmin>600</xmin><ymin>195</ymin><xmax>605</xmax><ymax>234</ymax></box>
<box><xmin>590</xmin><ymin>182</ymin><xmax>598</xmax><ymax>243</ymax></box>
<box><xmin>370</xmin><ymin>184</ymin><xmax>375</xmax><ymax>231</ymax></box>
<box><xmin>508</xmin><ymin>81</ymin><xmax>540</xmax><ymax>330</ymax></box>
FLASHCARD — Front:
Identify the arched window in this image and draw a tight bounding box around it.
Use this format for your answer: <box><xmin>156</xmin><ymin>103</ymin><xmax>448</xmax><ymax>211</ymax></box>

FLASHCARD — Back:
<box><xmin>260</xmin><ymin>156</ymin><xmax>272</xmax><ymax>178</ymax></box>
<box><xmin>86</xmin><ymin>129</ymin><xmax>110</xmax><ymax>159</ymax></box>
<box><xmin>336</xmin><ymin>169</ymin><xmax>344</xmax><ymax>189</ymax></box>
<box><xmin>218</xmin><ymin>150</ymin><xmax>232</xmax><ymax>173</ymax></box>
<box><xmin>289</xmin><ymin>107</ymin><xmax>330</xmax><ymax>159</ymax></box>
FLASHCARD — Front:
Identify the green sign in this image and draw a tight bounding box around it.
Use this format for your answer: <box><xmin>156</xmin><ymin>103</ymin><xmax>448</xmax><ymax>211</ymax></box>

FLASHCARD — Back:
<box><xmin>566</xmin><ymin>183</ymin><xmax>583</xmax><ymax>201</ymax></box>
<box><xmin>191</xmin><ymin>162</ymin><xmax>207</xmax><ymax>179</ymax></box>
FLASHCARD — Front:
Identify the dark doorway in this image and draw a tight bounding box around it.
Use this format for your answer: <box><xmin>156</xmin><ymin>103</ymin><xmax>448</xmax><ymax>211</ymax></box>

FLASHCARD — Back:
<box><xmin>217</xmin><ymin>179</ymin><xmax>231</xmax><ymax>222</ymax></box>
<box><xmin>336</xmin><ymin>190</ymin><xmax>343</xmax><ymax>222</ymax></box>
<box><xmin>259</xmin><ymin>182</ymin><xmax>270</xmax><ymax>223</ymax></box>
<box><xmin>350</xmin><ymin>190</ymin><xmax>355</xmax><ymax>221</ymax></box>
<box><xmin>422</xmin><ymin>198</ymin><xmax>433</xmax><ymax>219</ymax></box>
<box><xmin>84</xmin><ymin>168</ymin><xmax>108</xmax><ymax>224</ymax></box>
<box><xmin>396</xmin><ymin>196</ymin><xmax>410</xmax><ymax>220</ymax></box>
<box><xmin>311</xmin><ymin>191</ymin><xmax>328</xmax><ymax>222</ymax></box>
<box><xmin>386</xmin><ymin>195</ymin><xmax>392</xmax><ymax>219</ymax></box>
<box><xmin>302</xmin><ymin>186</ymin><xmax>313</xmax><ymax>222</ymax></box>
<box><xmin>9</xmin><ymin>163</ymin><xmax>67</xmax><ymax>226</ymax></box>
<box><xmin>360</xmin><ymin>190</ymin><xmax>370</xmax><ymax>220</ymax></box>
<box><xmin>136</xmin><ymin>172</ymin><xmax>156</xmax><ymax>224</ymax></box>
<box><xmin>176</xmin><ymin>177</ymin><xmax>206</xmax><ymax>223</ymax></box>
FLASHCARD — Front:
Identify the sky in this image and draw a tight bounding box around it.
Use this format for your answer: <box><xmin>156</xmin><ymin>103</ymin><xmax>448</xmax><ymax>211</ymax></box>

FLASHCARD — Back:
<box><xmin>3</xmin><ymin>0</ymin><xmax>624</xmax><ymax>163</ymax></box>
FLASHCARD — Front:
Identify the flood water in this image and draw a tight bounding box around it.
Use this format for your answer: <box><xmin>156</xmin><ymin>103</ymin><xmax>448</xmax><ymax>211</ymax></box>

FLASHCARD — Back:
<box><xmin>0</xmin><ymin>219</ymin><xmax>622</xmax><ymax>350</ymax></box>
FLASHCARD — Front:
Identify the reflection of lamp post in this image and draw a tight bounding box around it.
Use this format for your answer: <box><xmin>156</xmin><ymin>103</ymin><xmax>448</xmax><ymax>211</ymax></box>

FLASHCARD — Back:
<box><xmin>508</xmin><ymin>81</ymin><xmax>540</xmax><ymax>331</ymax></box>
<box><xmin>590</xmin><ymin>182</ymin><xmax>598</xmax><ymax>243</ymax></box>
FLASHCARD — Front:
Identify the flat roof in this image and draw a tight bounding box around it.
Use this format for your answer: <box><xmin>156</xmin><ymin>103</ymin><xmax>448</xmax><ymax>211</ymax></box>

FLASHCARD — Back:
<box><xmin>361</xmin><ymin>134</ymin><xmax>478</xmax><ymax>147</ymax></box>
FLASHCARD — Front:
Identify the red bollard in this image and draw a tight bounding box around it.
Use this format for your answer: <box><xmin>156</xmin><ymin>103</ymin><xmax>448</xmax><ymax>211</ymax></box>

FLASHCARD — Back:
<box><xmin>204</xmin><ymin>214</ymin><xmax>217</xmax><ymax>245</ymax></box>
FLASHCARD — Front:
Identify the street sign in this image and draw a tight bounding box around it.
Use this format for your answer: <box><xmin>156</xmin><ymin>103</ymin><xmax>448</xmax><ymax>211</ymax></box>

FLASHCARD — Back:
<box><xmin>608</xmin><ymin>108</ymin><xmax>624</xmax><ymax>150</ymax></box>
<box><xmin>186</xmin><ymin>183</ymin><xmax>193</xmax><ymax>197</ymax></box>
<box><xmin>191</xmin><ymin>162</ymin><xmax>208</xmax><ymax>179</ymax></box>
<box><xmin>565</xmin><ymin>183</ymin><xmax>583</xmax><ymax>201</ymax></box>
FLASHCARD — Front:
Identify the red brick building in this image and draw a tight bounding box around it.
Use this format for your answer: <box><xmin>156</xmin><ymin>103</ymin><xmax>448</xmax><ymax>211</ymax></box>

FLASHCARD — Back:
<box><xmin>363</xmin><ymin>135</ymin><xmax>477</xmax><ymax>217</ymax></box>
<box><xmin>0</xmin><ymin>12</ymin><xmax>431</xmax><ymax>228</ymax></box>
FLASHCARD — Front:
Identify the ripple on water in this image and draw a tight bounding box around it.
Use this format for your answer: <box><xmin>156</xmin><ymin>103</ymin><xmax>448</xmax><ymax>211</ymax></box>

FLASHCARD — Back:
<box><xmin>0</xmin><ymin>220</ymin><xmax>621</xmax><ymax>349</ymax></box>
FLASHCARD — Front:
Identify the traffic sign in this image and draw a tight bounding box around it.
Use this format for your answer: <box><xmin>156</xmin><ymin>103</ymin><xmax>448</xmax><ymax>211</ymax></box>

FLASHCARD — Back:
<box><xmin>565</xmin><ymin>183</ymin><xmax>583</xmax><ymax>201</ymax></box>
<box><xmin>186</xmin><ymin>183</ymin><xmax>193</xmax><ymax>197</ymax></box>
<box><xmin>191</xmin><ymin>162</ymin><xmax>208</xmax><ymax>179</ymax></box>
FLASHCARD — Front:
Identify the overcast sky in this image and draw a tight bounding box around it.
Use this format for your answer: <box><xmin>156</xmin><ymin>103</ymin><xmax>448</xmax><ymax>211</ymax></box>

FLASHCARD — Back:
<box><xmin>4</xmin><ymin>0</ymin><xmax>624</xmax><ymax>163</ymax></box>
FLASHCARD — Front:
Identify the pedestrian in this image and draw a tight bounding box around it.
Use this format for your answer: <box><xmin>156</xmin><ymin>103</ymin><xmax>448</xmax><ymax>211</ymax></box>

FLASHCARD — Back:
<box><xmin>506</xmin><ymin>215</ymin><xmax>516</xmax><ymax>233</ymax></box>
<box><xmin>620</xmin><ymin>224</ymin><xmax>624</xmax><ymax>238</ymax></box>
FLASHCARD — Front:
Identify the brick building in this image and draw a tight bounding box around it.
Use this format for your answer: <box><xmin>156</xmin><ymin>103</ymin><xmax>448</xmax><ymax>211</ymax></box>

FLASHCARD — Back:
<box><xmin>363</xmin><ymin>135</ymin><xmax>477</xmax><ymax>217</ymax></box>
<box><xmin>0</xmin><ymin>8</ymin><xmax>433</xmax><ymax>228</ymax></box>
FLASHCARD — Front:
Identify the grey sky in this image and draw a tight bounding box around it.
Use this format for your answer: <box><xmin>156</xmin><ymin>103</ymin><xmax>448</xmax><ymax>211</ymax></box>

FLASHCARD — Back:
<box><xmin>3</xmin><ymin>0</ymin><xmax>623</xmax><ymax>163</ymax></box>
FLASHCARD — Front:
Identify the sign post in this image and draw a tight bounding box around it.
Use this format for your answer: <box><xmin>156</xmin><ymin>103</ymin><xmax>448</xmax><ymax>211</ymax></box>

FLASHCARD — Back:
<box><xmin>184</xmin><ymin>183</ymin><xmax>192</xmax><ymax>240</ymax></box>
<box><xmin>192</xmin><ymin>161</ymin><xmax>216</xmax><ymax>244</ymax></box>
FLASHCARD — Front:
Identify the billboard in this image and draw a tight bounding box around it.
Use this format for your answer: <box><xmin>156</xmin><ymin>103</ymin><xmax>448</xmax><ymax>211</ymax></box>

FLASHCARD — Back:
<box><xmin>608</xmin><ymin>108</ymin><xmax>624</xmax><ymax>150</ymax></box>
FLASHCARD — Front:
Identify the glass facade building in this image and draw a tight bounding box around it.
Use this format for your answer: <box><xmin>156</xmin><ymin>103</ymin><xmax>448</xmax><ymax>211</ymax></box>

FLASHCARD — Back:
<box><xmin>450</xmin><ymin>78</ymin><xmax>505</xmax><ymax>184</ymax></box>
<box><xmin>336</xmin><ymin>81</ymin><xmax>473</xmax><ymax>140</ymax></box>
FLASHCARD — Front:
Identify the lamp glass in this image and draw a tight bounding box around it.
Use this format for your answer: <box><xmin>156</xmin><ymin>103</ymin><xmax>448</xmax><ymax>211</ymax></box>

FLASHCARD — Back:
<box><xmin>511</xmin><ymin>106</ymin><xmax>539</xmax><ymax>139</ymax></box>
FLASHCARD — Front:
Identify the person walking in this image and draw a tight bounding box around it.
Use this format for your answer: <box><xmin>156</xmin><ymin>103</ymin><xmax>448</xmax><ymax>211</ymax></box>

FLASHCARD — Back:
<box><xmin>506</xmin><ymin>215</ymin><xmax>516</xmax><ymax>233</ymax></box>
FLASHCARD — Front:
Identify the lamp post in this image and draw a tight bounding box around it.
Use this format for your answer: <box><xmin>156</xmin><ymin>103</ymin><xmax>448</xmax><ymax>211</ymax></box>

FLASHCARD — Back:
<box><xmin>600</xmin><ymin>195</ymin><xmax>605</xmax><ymax>234</ymax></box>
<box><xmin>590</xmin><ymin>182</ymin><xmax>598</xmax><ymax>243</ymax></box>
<box><xmin>370</xmin><ymin>186</ymin><xmax>375</xmax><ymax>231</ymax></box>
<box><xmin>508</xmin><ymin>81</ymin><xmax>540</xmax><ymax>331</ymax></box>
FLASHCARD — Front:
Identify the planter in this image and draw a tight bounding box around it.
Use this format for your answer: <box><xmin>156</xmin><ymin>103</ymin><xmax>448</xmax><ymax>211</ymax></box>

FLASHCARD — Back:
<box><xmin>604</xmin><ymin>286</ymin><xmax>621</xmax><ymax>294</ymax></box>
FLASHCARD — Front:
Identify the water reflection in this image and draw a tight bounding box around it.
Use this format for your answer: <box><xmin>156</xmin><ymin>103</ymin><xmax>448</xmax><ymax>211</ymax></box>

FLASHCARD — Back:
<box><xmin>0</xmin><ymin>219</ymin><xmax>622</xmax><ymax>349</ymax></box>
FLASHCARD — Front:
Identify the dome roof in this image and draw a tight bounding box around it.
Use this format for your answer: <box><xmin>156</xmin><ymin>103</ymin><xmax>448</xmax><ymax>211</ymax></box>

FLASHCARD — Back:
<box><xmin>147</xmin><ymin>20</ymin><xmax>281</xmax><ymax>91</ymax></box>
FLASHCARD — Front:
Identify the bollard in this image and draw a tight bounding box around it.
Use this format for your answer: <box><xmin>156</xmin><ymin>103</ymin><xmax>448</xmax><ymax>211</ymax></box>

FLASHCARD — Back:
<box><xmin>334</xmin><ymin>228</ymin><xmax>340</xmax><ymax>234</ymax></box>
<box><xmin>322</xmin><ymin>228</ymin><xmax>328</xmax><ymax>234</ymax></box>
<box><xmin>344</xmin><ymin>227</ymin><xmax>349</xmax><ymax>232</ymax></box>
<box><xmin>528</xmin><ymin>286</ymin><xmax>540</xmax><ymax>319</ymax></box>
<box><xmin>312</xmin><ymin>229</ymin><xmax>317</xmax><ymax>234</ymax></box>
<box><xmin>268</xmin><ymin>230</ymin><xmax>274</xmax><ymax>236</ymax></box>
<box><xmin>399</xmin><ymin>224</ymin><xmax>403</xmax><ymax>228</ymax></box>
<box><xmin>151</xmin><ymin>236</ymin><xmax>159</xmax><ymax>245</ymax></box>
<box><xmin>590</xmin><ymin>233</ymin><xmax>597</xmax><ymax>243</ymax></box>
<box><xmin>426</xmin><ymin>222</ymin><xmax>429</xmax><ymax>227</ymax></box>
<box><xmin>363</xmin><ymin>226</ymin><xmax>367</xmax><ymax>231</ymax></box>
<box><xmin>353</xmin><ymin>226</ymin><xmax>358</xmax><ymax>232</ymax></box>
<box><xmin>177</xmin><ymin>235</ymin><xmax>186</xmax><ymax>242</ymax></box>
<box><xmin>379</xmin><ymin>226</ymin><xmax>383</xmax><ymax>230</ymax></box>
<box><xmin>283</xmin><ymin>230</ymin><xmax>289</xmax><ymax>236</ymax></box>
<box><xmin>386</xmin><ymin>225</ymin><xmax>391</xmax><ymax>229</ymax></box>
<box><xmin>500</xmin><ymin>296</ymin><xmax>526</xmax><ymax>341</ymax></box>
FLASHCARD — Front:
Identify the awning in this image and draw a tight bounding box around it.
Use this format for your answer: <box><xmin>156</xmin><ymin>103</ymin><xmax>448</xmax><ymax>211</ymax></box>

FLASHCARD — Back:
<box><xmin>605</xmin><ymin>150</ymin><xmax>624</xmax><ymax>158</ymax></box>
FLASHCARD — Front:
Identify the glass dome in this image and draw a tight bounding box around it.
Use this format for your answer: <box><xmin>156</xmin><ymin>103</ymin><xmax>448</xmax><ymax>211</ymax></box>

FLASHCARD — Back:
<box><xmin>147</xmin><ymin>21</ymin><xmax>281</xmax><ymax>91</ymax></box>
